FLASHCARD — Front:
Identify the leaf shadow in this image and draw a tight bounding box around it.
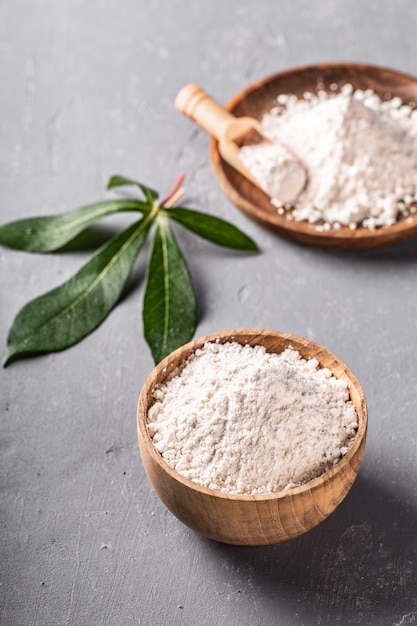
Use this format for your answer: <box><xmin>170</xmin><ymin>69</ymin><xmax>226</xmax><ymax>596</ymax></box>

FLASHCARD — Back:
<box><xmin>120</xmin><ymin>251</ymin><xmax>149</xmax><ymax>304</ymax></box>
<box><xmin>202</xmin><ymin>474</ymin><xmax>417</xmax><ymax>625</ymax></box>
<box><xmin>172</xmin><ymin>219</ymin><xmax>261</xmax><ymax>330</ymax></box>
<box><xmin>58</xmin><ymin>224</ymin><xmax>120</xmax><ymax>253</ymax></box>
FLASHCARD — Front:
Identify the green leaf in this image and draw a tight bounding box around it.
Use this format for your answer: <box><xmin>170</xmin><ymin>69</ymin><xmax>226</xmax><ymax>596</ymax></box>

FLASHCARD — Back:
<box><xmin>3</xmin><ymin>215</ymin><xmax>154</xmax><ymax>365</ymax></box>
<box><xmin>0</xmin><ymin>199</ymin><xmax>150</xmax><ymax>253</ymax></box>
<box><xmin>143</xmin><ymin>215</ymin><xmax>197</xmax><ymax>364</ymax></box>
<box><xmin>164</xmin><ymin>206</ymin><xmax>259</xmax><ymax>252</ymax></box>
<box><xmin>107</xmin><ymin>174</ymin><xmax>159</xmax><ymax>204</ymax></box>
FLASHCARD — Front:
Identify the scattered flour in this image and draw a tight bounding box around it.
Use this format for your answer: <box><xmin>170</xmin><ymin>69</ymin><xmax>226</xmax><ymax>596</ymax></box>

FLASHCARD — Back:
<box><xmin>147</xmin><ymin>341</ymin><xmax>358</xmax><ymax>495</ymax></box>
<box><xmin>239</xmin><ymin>83</ymin><xmax>417</xmax><ymax>230</ymax></box>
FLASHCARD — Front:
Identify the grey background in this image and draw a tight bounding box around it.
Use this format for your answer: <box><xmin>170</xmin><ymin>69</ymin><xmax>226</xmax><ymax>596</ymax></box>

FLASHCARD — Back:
<box><xmin>1</xmin><ymin>1</ymin><xmax>416</xmax><ymax>625</ymax></box>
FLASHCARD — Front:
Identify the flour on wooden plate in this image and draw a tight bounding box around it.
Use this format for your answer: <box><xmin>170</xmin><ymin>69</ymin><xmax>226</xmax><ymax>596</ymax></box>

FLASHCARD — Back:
<box><xmin>147</xmin><ymin>341</ymin><xmax>358</xmax><ymax>495</ymax></box>
<box><xmin>239</xmin><ymin>84</ymin><xmax>417</xmax><ymax>230</ymax></box>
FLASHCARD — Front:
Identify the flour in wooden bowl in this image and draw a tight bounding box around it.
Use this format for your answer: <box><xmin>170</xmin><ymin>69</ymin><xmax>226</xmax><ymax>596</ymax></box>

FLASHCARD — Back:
<box><xmin>239</xmin><ymin>84</ymin><xmax>417</xmax><ymax>231</ymax></box>
<box><xmin>147</xmin><ymin>341</ymin><xmax>358</xmax><ymax>495</ymax></box>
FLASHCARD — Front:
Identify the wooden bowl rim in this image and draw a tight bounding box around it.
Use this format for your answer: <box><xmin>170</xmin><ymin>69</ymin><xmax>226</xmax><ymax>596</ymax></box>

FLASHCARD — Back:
<box><xmin>209</xmin><ymin>61</ymin><xmax>417</xmax><ymax>249</ymax></box>
<box><xmin>137</xmin><ymin>328</ymin><xmax>368</xmax><ymax>502</ymax></box>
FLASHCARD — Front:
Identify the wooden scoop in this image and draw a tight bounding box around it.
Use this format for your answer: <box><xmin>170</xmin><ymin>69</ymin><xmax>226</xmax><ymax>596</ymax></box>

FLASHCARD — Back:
<box><xmin>175</xmin><ymin>84</ymin><xmax>307</xmax><ymax>204</ymax></box>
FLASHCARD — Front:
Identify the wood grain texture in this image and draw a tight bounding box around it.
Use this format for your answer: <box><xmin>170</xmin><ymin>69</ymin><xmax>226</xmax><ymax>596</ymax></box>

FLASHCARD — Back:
<box><xmin>3</xmin><ymin>2</ymin><xmax>417</xmax><ymax>624</ymax></box>
<box><xmin>175</xmin><ymin>83</ymin><xmax>306</xmax><ymax>201</ymax></box>
<box><xmin>137</xmin><ymin>329</ymin><xmax>367</xmax><ymax>546</ymax></box>
<box><xmin>210</xmin><ymin>62</ymin><xmax>417</xmax><ymax>249</ymax></box>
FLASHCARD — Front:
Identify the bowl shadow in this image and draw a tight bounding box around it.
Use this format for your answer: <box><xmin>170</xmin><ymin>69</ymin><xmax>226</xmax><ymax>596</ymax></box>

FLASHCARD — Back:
<box><xmin>323</xmin><ymin>234</ymin><xmax>417</xmax><ymax>263</ymax></box>
<box><xmin>204</xmin><ymin>474</ymin><xmax>417</xmax><ymax>625</ymax></box>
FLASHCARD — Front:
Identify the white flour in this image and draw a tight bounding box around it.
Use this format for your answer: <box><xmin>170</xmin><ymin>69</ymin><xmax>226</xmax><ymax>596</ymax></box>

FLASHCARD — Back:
<box><xmin>147</xmin><ymin>341</ymin><xmax>358</xmax><ymax>495</ymax></box>
<box><xmin>239</xmin><ymin>84</ymin><xmax>417</xmax><ymax>230</ymax></box>
<box><xmin>238</xmin><ymin>140</ymin><xmax>307</xmax><ymax>204</ymax></box>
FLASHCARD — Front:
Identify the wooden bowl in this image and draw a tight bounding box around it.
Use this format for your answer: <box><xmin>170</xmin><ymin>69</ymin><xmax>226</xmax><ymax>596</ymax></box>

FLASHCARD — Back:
<box><xmin>137</xmin><ymin>329</ymin><xmax>368</xmax><ymax>546</ymax></box>
<box><xmin>210</xmin><ymin>62</ymin><xmax>417</xmax><ymax>249</ymax></box>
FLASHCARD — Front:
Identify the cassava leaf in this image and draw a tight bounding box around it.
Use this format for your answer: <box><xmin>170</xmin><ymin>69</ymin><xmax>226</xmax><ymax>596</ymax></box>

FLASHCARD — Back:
<box><xmin>143</xmin><ymin>214</ymin><xmax>197</xmax><ymax>364</ymax></box>
<box><xmin>0</xmin><ymin>199</ymin><xmax>149</xmax><ymax>253</ymax></box>
<box><xmin>107</xmin><ymin>174</ymin><xmax>159</xmax><ymax>204</ymax></box>
<box><xmin>3</xmin><ymin>215</ymin><xmax>154</xmax><ymax>365</ymax></box>
<box><xmin>164</xmin><ymin>206</ymin><xmax>259</xmax><ymax>251</ymax></box>
<box><xmin>1</xmin><ymin>173</ymin><xmax>260</xmax><ymax>366</ymax></box>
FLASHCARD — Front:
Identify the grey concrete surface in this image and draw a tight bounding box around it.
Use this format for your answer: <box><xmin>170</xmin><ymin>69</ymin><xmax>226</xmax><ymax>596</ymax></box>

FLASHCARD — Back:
<box><xmin>1</xmin><ymin>1</ymin><xmax>417</xmax><ymax>625</ymax></box>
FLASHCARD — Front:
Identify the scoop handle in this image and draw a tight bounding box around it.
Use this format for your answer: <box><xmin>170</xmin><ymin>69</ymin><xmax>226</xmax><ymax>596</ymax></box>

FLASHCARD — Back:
<box><xmin>175</xmin><ymin>84</ymin><xmax>235</xmax><ymax>140</ymax></box>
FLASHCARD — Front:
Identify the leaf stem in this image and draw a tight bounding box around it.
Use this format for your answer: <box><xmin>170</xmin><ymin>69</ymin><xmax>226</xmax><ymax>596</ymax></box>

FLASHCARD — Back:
<box><xmin>160</xmin><ymin>174</ymin><xmax>186</xmax><ymax>208</ymax></box>
<box><xmin>163</xmin><ymin>187</ymin><xmax>186</xmax><ymax>209</ymax></box>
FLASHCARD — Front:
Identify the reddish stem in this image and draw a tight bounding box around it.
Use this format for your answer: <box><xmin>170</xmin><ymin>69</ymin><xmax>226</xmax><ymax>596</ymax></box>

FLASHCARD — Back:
<box><xmin>160</xmin><ymin>173</ymin><xmax>186</xmax><ymax>207</ymax></box>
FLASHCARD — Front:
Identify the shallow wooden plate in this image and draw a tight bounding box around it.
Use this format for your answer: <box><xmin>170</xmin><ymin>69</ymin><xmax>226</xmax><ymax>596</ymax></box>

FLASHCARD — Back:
<box><xmin>210</xmin><ymin>62</ymin><xmax>417</xmax><ymax>249</ymax></box>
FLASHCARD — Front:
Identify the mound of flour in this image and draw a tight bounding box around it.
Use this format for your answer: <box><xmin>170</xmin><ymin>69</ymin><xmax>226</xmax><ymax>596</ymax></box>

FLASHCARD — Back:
<box><xmin>147</xmin><ymin>341</ymin><xmax>358</xmax><ymax>495</ymax></box>
<box><xmin>251</xmin><ymin>84</ymin><xmax>417</xmax><ymax>229</ymax></box>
